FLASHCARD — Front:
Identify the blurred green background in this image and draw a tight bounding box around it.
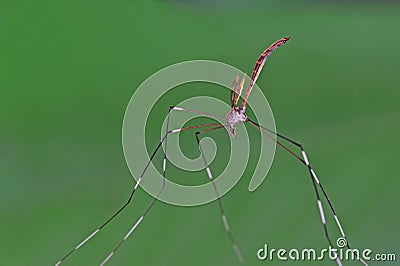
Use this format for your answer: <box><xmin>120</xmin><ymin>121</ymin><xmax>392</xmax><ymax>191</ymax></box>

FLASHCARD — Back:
<box><xmin>1</xmin><ymin>1</ymin><xmax>399</xmax><ymax>265</ymax></box>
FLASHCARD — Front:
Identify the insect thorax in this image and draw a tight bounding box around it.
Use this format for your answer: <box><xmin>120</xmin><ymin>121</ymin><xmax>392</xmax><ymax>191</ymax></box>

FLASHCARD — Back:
<box><xmin>226</xmin><ymin>107</ymin><xmax>248</xmax><ymax>137</ymax></box>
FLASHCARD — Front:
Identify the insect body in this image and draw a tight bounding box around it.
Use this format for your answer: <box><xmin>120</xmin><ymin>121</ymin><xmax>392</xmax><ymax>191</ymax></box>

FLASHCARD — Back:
<box><xmin>226</xmin><ymin>107</ymin><xmax>248</xmax><ymax>137</ymax></box>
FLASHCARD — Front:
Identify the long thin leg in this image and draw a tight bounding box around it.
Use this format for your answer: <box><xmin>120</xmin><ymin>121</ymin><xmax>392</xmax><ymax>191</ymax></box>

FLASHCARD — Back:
<box><xmin>55</xmin><ymin>107</ymin><xmax>224</xmax><ymax>265</ymax></box>
<box><xmin>55</xmin><ymin>134</ymin><xmax>168</xmax><ymax>266</ymax></box>
<box><xmin>195</xmin><ymin>126</ymin><xmax>244</xmax><ymax>263</ymax></box>
<box><xmin>172</xmin><ymin>106</ymin><xmax>225</xmax><ymax>121</ymax></box>
<box><xmin>99</xmin><ymin>106</ymin><xmax>174</xmax><ymax>265</ymax></box>
<box><xmin>248</xmin><ymin>119</ymin><xmax>368</xmax><ymax>266</ymax></box>
<box><xmin>247</xmin><ymin>120</ymin><xmax>341</xmax><ymax>264</ymax></box>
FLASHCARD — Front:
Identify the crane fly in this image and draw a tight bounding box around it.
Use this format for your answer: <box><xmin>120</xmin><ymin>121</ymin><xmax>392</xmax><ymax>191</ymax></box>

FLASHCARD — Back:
<box><xmin>55</xmin><ymin>37</ymin><xmax>367</xmax><ymax>266</ymax></box>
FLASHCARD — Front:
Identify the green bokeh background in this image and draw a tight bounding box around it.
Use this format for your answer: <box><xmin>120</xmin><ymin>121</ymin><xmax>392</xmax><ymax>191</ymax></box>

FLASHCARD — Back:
<box><xmin>1</xmin><ymin>1</ymin><xmax>399</xmax><ymax>265</ymax></box>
